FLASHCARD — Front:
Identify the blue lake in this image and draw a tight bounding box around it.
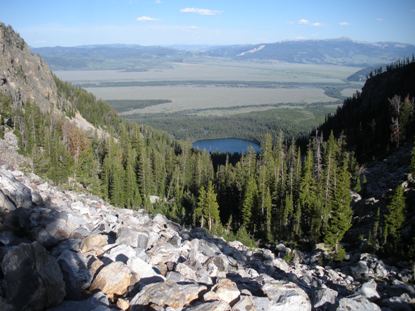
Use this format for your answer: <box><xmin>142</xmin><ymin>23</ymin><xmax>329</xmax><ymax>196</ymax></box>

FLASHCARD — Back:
<box><xmin>192</xmin><ymin>138</ymin><xmax>261</xmax><ymax>154</ymax></box>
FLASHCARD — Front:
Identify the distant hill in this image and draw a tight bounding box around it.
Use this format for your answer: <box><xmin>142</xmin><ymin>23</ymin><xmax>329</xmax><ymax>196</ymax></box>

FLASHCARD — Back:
<box><xmin>34</xmin><ymin>39</ymin><xmax>415</xmax><ymax>70</ymax></box>
<box><xmin>346</xmin><ymin>66</ymin><xmax>381</xmax><ymax>82</ymax></box>
<box><xmin>33</xmin><ymin>44</ymin><xmax>191</xmax><ymax>70</ymax></box>
<box><xmin>206</xmin><ymin>38</ymin><xmax>415</xmax><ymax>66</ymax></box>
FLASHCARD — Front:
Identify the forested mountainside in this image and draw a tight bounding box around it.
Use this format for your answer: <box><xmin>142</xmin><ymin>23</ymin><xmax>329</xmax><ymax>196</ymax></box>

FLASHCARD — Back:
<box><xmin>317</xmin><ymin>59</ymin><xmax>415</xmax><ymax>162</ymax></box>
<box><xmin>1</xmin><ymin>22</ymin><xmax>415</xmax><ymax>262</ymax></box>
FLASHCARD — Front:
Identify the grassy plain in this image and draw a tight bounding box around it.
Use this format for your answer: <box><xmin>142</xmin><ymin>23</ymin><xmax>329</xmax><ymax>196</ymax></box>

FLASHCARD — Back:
<box><xmin>54</xmin><ymin>60</ymin><xmax>362</xmax><ymax>140</ymax></box>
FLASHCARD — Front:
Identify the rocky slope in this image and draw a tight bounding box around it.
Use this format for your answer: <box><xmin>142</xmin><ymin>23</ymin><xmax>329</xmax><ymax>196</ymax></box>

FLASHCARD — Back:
<box><xmin>0</xmin><ymin>132</ymin><xmax>414</xmax><ymax>311</ymax></box>
<box><xmin>0</xmin><ymin>22</ymin><xmax>65</xmax><ymax>112</ymax></box>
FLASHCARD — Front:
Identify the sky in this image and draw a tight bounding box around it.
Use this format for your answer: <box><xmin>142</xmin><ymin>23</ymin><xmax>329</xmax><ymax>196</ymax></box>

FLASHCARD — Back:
<box><xmin>1</xmin><ymin>0</ymin><xmax>415</xmax><ymax>47</ymax></box>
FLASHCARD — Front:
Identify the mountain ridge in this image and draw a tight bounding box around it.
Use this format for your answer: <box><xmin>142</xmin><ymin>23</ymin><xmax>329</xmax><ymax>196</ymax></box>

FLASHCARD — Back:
<box><xmin>31</xmin><ymin>37</ymin><xmax>415</xmax><ymax>70</ymax></box>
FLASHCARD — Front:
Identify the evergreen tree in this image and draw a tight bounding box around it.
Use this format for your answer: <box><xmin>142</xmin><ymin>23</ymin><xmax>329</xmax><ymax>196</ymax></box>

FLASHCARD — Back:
<box><xmin>299</xmin><ymin>146</ymin><xmax>321</xmax><ymax>243</ymax></box>
<box><xmin>194</xmin><ymin>186</ymin><xmax>206</xmax><ymax>227</ymax></box>
<box><xmin>383</xmin><ymin>185</ymin><xmax>406</xmax><ymax>250</ymax></box>
<box><xmin>264</xmin><ymin>187</ymin><xmax>273</xmax><ymax>242</ymax></box>
<box><xmin>242</xmin><ymin>176</ymin><xmax>257</xmax><ymax>230</ymax></box>
<box><xmin>205</xmin><ymin>182</ymin><xmax>221</xmax><ymax>231</ymax></box>
<box><xmin>324</xmin><ymin>154</ymin><xmax>352</xmax><ymax>249</ymax></box>
<box><xmin>124</xmin><ymin>146</ymin><xmax>142</xmax><ymax>209</ymax></box>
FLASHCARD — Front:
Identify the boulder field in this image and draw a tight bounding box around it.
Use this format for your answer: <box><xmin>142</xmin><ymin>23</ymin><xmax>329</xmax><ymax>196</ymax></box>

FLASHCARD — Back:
<box><xmin>0</xmin><ymin>167</ymin><xmax>414</xmax><ymax>310</ymax></box>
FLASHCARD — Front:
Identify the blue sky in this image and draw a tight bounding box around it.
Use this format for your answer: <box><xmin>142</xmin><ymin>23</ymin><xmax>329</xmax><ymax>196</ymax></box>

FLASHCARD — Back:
<box><xmin>1</xmin><ymin>0</ymin><xmax>415</xmax><ymax>46</ymax></box>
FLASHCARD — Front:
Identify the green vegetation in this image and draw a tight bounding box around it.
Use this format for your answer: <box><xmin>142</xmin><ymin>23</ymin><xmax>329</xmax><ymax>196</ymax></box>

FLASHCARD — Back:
<box><xmin>0</xmin><ymin>93</ymin><xmax>12</xmax><ymax>139</ymax></box>
<box><xmin>0</xmin><ymin>75</ymin><xmax>357</xmax><ymax>254</ymax></box>
<box><xmin>108</xmin><ymin>99</ymin><xmax>172</xmax><ymax>113</ymax></box>
<box><xmin>125</xmin><ymin>105</ymin><xmax>335</xmax><ymax>142</ymax></box>
<box><xmin>317</xmin><ymin>59</ymin><xmax>415</xmax><ymax>162</ymax></box>
<box><xmin>382</xmin><ymin>185</ymin><xmax>406</xmax><ymax>252</ymax></box>
<box><xmin>2</xmin><ymin>58</ymin><xmax>415</xmax><ymax>260</ymax></box>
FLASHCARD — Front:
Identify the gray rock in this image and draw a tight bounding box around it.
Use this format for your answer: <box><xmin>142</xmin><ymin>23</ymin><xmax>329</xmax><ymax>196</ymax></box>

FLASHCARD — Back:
<box><xmin>359</xmin><ymin>280</ymin><xmax>380</xmax><ymax>300</ymax></box>
<box><xmin>0</xmin><ymin>169</ymin><xmax>32</xmax><ymax>208</ymax></box>
<box><xmin>57</xmin><ymin>249</ymin><xmax>92</xmax><ymax>300</ymax></box>
<box><xmin>104</xmin><ymin>244</ymin><xmax>137</xmax><ymax>263</ymax></box>
<box><xmin>232</xmin><ymin>295</ymin><xmax>255</xmax><ymax>311</ymax></box>
<box><xmin>184</xmin><ymin>301</ymin><xmax>231</xmax><ymax>311</ymax></box>
<box><xmin>251</xmin><ymin>296</ymin><xmax>273</xmax><ymax>311</ymax></box>
<box><xmin>130</xmin><ymin>280</ymin><xmax>206</xmax><ymax>309</ymax></box>
<box><xmin>47</xmin><ymin>291</ymin><xmax>111</xmax><ymax>311</ymax></box>
<box><xmin>337</xmin><ymin>295</ymin><xmax>381</xmax><ymax>311</ymax></box>
<box><xmin>127</xmin><ymin>256</ymin><xmax>162</xmax><ymax>280</ymax></box>
<box><xmin>2</xmin><ymin>241</ymin><xmax>65</xmax><ymax>310</ymax></box>
<box><xmin>313</xmin><ymin>287</ymin><xmax>338</xmax><ymax>308</ymax></box>
<box><xmin>261</xmin><ymin>279</ymin><xmax>311</xmax><ymax>311</ymax></box>
<box><xmin>204</xmin><ymin>278</ymin><xmax>240</xmax><ymax>304</ymax></box>
<box><xmin>351</xmin><ymin>260</ymin><xmax>370</xmax><ymax>280</ymax></box>
<box><xmin>116</xmin><ymin>227</ymin><xmax>149</xmax><ymax>250</ymax></box>
<box><xmin>0</xmin><ymin>190</ymin><xmax>16</xmax><ymax>213</ymax></box>
<box><xmin>381</xmin><ymin>294</ymin><xmax>414</xmax><ymax>311</ymax></box>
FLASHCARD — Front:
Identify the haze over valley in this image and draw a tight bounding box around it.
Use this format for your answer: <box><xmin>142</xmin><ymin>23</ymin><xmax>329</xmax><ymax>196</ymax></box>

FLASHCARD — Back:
<box><xmin>44</xmin><ymin>40</ymin><xmax>412</xmax><ymax>141</ymax></box>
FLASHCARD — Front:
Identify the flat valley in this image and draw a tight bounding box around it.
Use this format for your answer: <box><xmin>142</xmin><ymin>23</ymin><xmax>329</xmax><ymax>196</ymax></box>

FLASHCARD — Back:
<box><xmin>54</xmin><ymin>59</ymin><xmax>363</xmax><ymax>141</ymax></box>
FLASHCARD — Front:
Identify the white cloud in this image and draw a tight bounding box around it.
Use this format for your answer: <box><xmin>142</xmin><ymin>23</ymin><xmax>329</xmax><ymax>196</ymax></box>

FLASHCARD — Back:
<box><xmin>180</xmin><ymin>8</ymin><xmax>222</xmax><ymax>16</ymax></box>
<box><xmin>339</xmin><ymin>21</ymin><xmax>350</xmax><ymax>27</ymax></box>
<box><xmin>155</xmin><ymin>0</ymin><xmax>161</xmax><ymax>3</ymax></box>
<box><xmin>376</xmin><ymin>17</ymin><xmax>384</xmax><ymax>22</ymax></box>
<box><xmin>137</xmin><ymin>16</ymin><xmax>158</xmax><ymax>22</ymax></box>
<box><xmin>297</xmin><ymin>19</ymin><xmax>322</xmax><ymax>27</ymax></box>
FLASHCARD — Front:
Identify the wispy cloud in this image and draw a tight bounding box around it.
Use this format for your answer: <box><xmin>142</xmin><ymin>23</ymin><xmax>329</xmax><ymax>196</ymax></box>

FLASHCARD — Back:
<box><xmin>376</xmin><ymin>17</ymin><xmax>384</xmax><ymax>22</ymax></box>
<box><xmin>155</xmin><ymin>0</ymin><xmax>161</xmax><ymax>3</ymax></box>
<box><xmin>180</xmin><ymin>8</ymin><xmax>222</xmax><ymax>16</ymax></box>
<box><xmin>137</xmin><ymin>16</ymin><xmax>158</xmax><ymax>22</ymax></box>
<box><xmin>297</xmin><ymin>19</ymin><xmax>322</xmax><ymax>27</ymax></box>
<box><xmin>339</xmin><ymin>21</ymin><xmax>350</xmax><ymax>27</ymax></box>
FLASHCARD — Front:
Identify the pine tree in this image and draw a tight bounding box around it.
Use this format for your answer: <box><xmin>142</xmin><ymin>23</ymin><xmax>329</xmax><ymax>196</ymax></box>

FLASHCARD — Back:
<box><xmin>383</xmin><ymin>185</ymin><xmax>406</xmax><ymax>250</ymax></box>
<box><xmin>299</xmin><ymin>145</ymin><xmax>321</xmax><ymax>242</ymax></box>
<box><xmin>124</xmin><ymin>146</ymin><xmax>141</xmax><ymax>209</ymax></box>
<box><xmin>76</xmin><ymin>147</ymin><xmax>101</xmax><ymax>195</ymax></box>
<box><xmin>205</xmin><ymin>182</ymin><xmax>221</xmax><ymax>231</ymax></box>
<box><xmin>264</xmin><ymin>187</ymin><xmax>273</xmax><ymax>242</ymax></box>
<box><xmin>242</xmin><ymin>176</ymin><xmax>257</xmax><ymax>230</ymax></box>
<box><xmin>324</xmin><ymin>154</ymin><xmax>352</xmax><ymax>249</ymax></box>
<box><xmin>194</xmin><ymin>186</ymin><xmax>206</xmax><ymax>227</ymax></box>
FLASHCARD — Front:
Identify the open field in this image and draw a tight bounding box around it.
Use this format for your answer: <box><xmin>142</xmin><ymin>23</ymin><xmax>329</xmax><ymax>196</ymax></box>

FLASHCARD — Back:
<box><xmin>55</xmin><ymin>59</ymin><xmax>360</xmax><ymax>84</ymax></box>
<box><xmin>87</xmin><ymin>85</ymin><xmax>337</xmax><ymax>115</ymax></box>
<box><xmin>54</xmin><ymin>60</ymin><xmax>363</xmax><ymax>140</ymax></box>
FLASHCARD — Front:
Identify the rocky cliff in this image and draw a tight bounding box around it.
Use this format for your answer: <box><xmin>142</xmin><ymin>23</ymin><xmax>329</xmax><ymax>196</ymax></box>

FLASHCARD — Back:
<box><xmin>0</xmin><ymin>23</ymin><xmax>66</xmax><ymax>112</ymax></box>
<box><xmin>0</xmin><ymin>131</ymin><xmax>414</xmax><ymax>311</ymax></box>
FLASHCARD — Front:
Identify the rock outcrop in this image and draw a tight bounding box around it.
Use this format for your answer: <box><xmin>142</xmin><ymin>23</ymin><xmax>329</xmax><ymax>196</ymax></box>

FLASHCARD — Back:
<box><xmin>0</xmin><ymin>23</ymin><xmax>63</xmax><ymax>112</ymax></box>
<box><xmin>0</xmin><ymin>166</ymin><xmax>414</xmax><ymax>310</ymax></box>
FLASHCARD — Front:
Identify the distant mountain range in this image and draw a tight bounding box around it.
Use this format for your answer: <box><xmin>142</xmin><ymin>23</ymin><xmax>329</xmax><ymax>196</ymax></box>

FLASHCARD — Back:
<box><xmin>33</xmin><ymin>45</ymin><xmax>190</xmax><ymax>71</ymax></box>
<box><xmin>33</xmin><ymin>38</ymin><xmax>415</xmax><ymax>70</ymax></box>
<box><xmin>205</xmin><ymin>38</ymin><xmax>415</xmax><ymax>66</ymax></box>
